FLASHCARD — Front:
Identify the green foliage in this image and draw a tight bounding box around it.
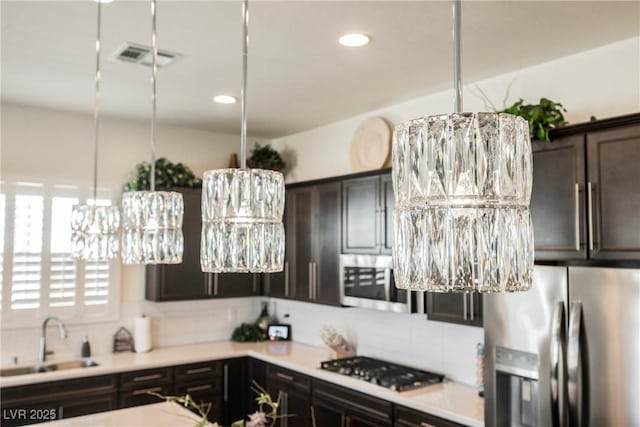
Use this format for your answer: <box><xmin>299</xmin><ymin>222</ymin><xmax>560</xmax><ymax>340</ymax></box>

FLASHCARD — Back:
<box><xmin>503</xmin><ymin>97</ymin><xmax>567</xmax><ymax>141</ymax></box>
<box><xmin>124</xmin><ymin>158</ymin><xmax>202</xmax><ymax>191</ymax></box>
<box><xmin>231</xmin><ymin>322</ymin><xmax>266</xmax><ymax>342</ymax></box>
<box><xmin>248</xmin><ymin>143</ymin><xmax>286</xmax><ymax>172</ymax></box>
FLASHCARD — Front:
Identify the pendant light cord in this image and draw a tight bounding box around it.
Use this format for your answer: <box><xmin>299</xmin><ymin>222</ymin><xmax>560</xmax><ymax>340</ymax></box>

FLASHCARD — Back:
<box><xmin>240</xmin><ymin>0</ymin><xmax>248</xmax><ymax>169</ymax></box>
<box><xmin>150</xmin><ymin>0</ymin><xmax>158</xmax><ymax>191</ymax></box>
<box><xmin>453</xmin><ymin>0</ymin><xmax>462</xmax><ymax>114</ymax></box>
<box><xmin>93</xmin><ymin>0</ymin><xmax>102</xmax><ymax>202</ymax></box>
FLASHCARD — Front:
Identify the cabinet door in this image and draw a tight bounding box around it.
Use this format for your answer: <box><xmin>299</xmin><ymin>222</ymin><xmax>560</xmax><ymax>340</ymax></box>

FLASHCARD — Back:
<box><xmin>146</xmin><ymin>188</ymin><xmax>209</xmax><ymax>301</ymax></box>
<box><xmin>59</xmin><ymin>393</ymin><xmax>118</xmax><ymax>419</ymax></box>
<box><xmin>587</xmin><ymin>124</ymin><xmax>640</xmax><ymax>260</ymax></box>
<box><xmin>342</xmin><ymin>176</ymin><xmax>380</xmax><ymax>254</ymax></box>
<box><xmin>426</xmin><ymin>292</ymin><xmax>482</xmax><ymax>327</ymax></box>
<box><xmin>266</xmin><ymin>195</ymin><xmax>291</xmax><ymax>299</ymax></box>
<box><xmin>215</xmin><ymin>273</ymin><xmax>260</xmax><ymax>298</ymax></box>
<box><xmin>246</xmin><ymin>358</ymin><xmax>267</xmax><ymax>415</ymax></box>
<box><xmin>531</xmin><ymin>136</ymin><xmax>587</xmax><ymax>260</ymax></box>
<box><xmin>380</xmin><ymin>174</ymin><xmax>394</xmax><ymax>254</ymax></box>
<box><xmin>267</xmin><ymin>382</ymin><xmax>311</xmax><ymax>427</ymax></box>
<box><xmin>220</xmin><ymin>358</ymin><xmax>246</xmax><ymax>426</ymax></box>
<box><xmin>347</xmin><ymin>412</ymin><xmax>392</xmax><ymax>427</ymax></box>
<box><xmin>313</xmin><ymin>182</ymin><xmax>341</xmax><ymax>306</ymax></box>
<box><xmin>289</xmin><ymin>188</ymin><xmax>314</xmax><ymax>300</ymax></box>
<box><xmin>311</xmin><ymin>397</ymin><xmax>344</xmax><ymax>427</ymax></box>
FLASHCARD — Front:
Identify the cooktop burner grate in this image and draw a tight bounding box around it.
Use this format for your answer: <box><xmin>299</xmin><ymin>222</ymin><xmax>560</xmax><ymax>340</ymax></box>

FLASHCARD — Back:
<box><xmin>320</xmin><ymin>356</ymin><xmax>444</xmax><ymax>392</ymax></box>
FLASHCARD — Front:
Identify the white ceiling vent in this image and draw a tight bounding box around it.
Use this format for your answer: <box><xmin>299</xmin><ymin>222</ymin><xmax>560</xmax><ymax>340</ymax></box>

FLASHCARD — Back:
<box><xmin>112</xmin><ymin>42</ymin><xmax>182</xmax><ymax>68</ymax></box>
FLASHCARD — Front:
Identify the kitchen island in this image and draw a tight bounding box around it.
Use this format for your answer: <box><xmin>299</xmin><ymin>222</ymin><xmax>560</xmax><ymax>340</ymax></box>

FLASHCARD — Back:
<box><xmin>1</xmin><ymin>341</ymin><xmax>483</xmax><ymax>427</ymax></box>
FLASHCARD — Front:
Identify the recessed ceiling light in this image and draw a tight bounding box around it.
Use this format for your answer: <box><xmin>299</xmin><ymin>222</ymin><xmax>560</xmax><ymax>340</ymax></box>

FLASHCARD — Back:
<box><xmin>213</xmin><ymin>95</ymin><xmax>237</xmax><ymax>104</ymax></box>
<box><xmin>339</xmin><ymin>33</ymin><xmax>370</xmax><ymax>47</ymax></box>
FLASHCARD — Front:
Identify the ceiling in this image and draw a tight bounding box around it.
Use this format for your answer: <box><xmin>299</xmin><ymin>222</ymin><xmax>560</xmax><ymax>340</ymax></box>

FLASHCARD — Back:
<box><xmin>2</xmin><ymin>1</ymin><xmax>638</xmax><ymax>139</ymax></box>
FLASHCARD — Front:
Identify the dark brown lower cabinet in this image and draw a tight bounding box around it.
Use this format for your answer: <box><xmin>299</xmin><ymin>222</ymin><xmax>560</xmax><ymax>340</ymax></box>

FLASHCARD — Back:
<box><xmin>0</xmin><ymin>375</ymin><xmax>117</xmax><ymax>427</ymax></box>
<box><xmin>174</xmin><ymin>360</ymin><xmax>222</xmax><ymax>422</ymax></box>
<box><xmin>266</xmin><ymin>364</ymin><xmax>311</xmax><ymax>427</ymax></box>
<box><xmin>395</xmin><ymin>405</ymin><xmax>465</xmax><ymax>427</ymax></box>
<box><xmin>220</xmin><ymin>358</ymin><xmax>247</xmax><ymax>426</ymax></box>
<box><xmin>118</xmin><ymin>366</ymin><xmax>173</xmax><ymax>408</ymax></box>
<box><xmin>311</xmin><ymin>379</ymin><xmax>393</xmax><ymax>427</ymax></box>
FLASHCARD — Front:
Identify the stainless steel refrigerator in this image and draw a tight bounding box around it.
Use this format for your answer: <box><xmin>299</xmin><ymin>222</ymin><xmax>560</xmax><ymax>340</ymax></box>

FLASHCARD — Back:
<box><xmin>484</xmin><ymin>266</ymin><xmax>640</xmax><ymax>427</ymax></box>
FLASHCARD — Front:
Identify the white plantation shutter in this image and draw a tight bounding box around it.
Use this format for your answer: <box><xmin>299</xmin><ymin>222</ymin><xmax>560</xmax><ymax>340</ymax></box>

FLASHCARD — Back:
<box><xmin>1</xmin><ymin>183</ymin><xmax>119</xmax><ymax>327</ymax></box>
<box><xmin>49</xmin><ymin>197</ymin><xmax>78</xmax><ymax>308</ymax></box>
<box><xmin>11</xmin><ymin>195</ymin><xmax>44</xmax><ymax>310</ymax></box>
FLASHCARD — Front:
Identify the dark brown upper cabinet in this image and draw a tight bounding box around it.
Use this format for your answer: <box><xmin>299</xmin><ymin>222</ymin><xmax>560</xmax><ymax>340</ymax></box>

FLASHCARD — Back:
<box><xmin>146</xmin><ymin>188</ymin><xmax>260</xmax><ymax>302</ymax></box>
<box><xmin>426</xmin><ymin>292</ymin><xmax>483</xmax><ymax>327</ymax></box>
<box><xmin>531</xmin><ymin>115</ymin><xmax>640</xmax><ymax>262</ymax></box>
<box><xmin>342</xmin><ymin>174</ymin><xmax>393</xmax><ymax>255</ymax></box>
<box><xmin>267</xmin><ymin>182</ymin><xmax>341</xmax><ymax>306</ymax></box>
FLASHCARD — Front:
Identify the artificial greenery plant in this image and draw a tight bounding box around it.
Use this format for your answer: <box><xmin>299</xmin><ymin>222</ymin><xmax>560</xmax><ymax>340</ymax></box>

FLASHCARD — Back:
<box><xmin>124</xmin><ymin>158</ymin><xmax>201</xmax><ymax>191</ymax></box>
<box><xmin>502</xmin><ymin>97</ymin><xmax>567</xmax><ymax>141</ymax></box>
<box><xmin>247</xmin><ymin>143</ymin><xmax>286</xmax><ymax>172</ymax></box>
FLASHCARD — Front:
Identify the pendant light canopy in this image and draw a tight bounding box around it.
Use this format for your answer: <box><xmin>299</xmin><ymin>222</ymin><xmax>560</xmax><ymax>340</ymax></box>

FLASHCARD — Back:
<box><xmin>200</xmin><ymin>0</ymin><xmax>285</xmax><ymax>273</ymax></box>
<box><xmin>120</xmin><ymin>0</ymin><xmax>184</xmax><ymax>265</ymax></box>
<box><xmin>71</xmin><ymin>0</ymin><xmax>121</xmax><ymax>261</ymax></box>
<box><xmin>392</xmin><ymin>0</ymin><xmax>533</xmax><ymax>293</ymax></box>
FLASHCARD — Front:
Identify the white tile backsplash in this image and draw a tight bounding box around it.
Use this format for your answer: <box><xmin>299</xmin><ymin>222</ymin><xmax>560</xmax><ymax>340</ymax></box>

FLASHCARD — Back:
<box><xmin>270</xmin><ymin>298</ymin><xmax>484</xmax><ymax>386</ymax></box>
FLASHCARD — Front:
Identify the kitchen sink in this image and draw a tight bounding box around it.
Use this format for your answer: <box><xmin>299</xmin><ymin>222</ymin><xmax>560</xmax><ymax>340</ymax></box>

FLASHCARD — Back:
<box><xmin>0</xmin><ymin>359</ymin><xmax>99</xmax><ymax>377</ymax></box>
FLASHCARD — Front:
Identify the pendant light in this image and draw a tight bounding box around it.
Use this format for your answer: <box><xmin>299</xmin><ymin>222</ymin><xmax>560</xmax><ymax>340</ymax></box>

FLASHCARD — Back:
<box><xmin>200</xmin><ymin>0</ymin><xmax>285</xmax><ymax>273</ymax></box>
<box><xmin>120</xmin><ymin>0</ymin><xmax>184</xmax><ymax>265</ymax></box>
<box><xmin>392</xmin><ymin>0</ymin><xmax>534</xmax><ymax>293</ymax></box>
<box><xmin>71</xmin><ymin>0</ymin><xmax>121</xmax><ymax>261</ymax></box>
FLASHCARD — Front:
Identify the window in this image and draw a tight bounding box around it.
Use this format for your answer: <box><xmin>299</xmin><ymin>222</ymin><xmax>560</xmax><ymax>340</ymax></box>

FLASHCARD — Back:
<box><xmin>0</xmin><ymin>182</ymin><xmax>119</xmax><ymax>327</ymax></box>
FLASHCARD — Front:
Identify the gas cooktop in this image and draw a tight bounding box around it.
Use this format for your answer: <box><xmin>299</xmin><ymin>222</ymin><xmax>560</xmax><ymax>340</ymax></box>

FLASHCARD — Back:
<box><xmin>320</xmin><ymin>356</ymin><xmax>444</xmax><ymax>392</ymax></box>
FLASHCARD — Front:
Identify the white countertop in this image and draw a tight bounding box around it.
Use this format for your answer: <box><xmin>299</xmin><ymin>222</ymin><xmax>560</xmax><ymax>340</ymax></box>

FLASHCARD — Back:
<box><xmin>0</xmin><ymin>341</ymin><xmax>484</xmax><ymax>427</ymax></box>
<box><xmin>38</xmin><ymin>402</ymin><xmax>200</xmax><ymax>426</ymax></box>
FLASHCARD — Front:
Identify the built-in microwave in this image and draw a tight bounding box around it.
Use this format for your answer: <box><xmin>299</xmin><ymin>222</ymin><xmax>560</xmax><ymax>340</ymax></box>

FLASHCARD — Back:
<box><xmin>339</xmin><ymin>254</ymin><xmax>420</xmax><ymax>313</ymax></box>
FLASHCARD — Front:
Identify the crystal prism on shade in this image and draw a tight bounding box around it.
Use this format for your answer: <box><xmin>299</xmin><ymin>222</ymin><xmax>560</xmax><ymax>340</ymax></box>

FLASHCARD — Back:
<box><xmin>71</xmin><ymin>205</ymin><xmax>121</xmax><ymax>261</ymax></box>
<box><xmin>200</xmin><ymin>168</ymin><xmax>285</xmax><ymax>273</ymax></box>
<box><xmin>120</xmin><ymin>191</ymin><xmax>184</xmax><ymax>264</ymax></box>
<box><xmin>392</xmin><ymin>113</ymin><xmax>534</xmax><ymax>292</ymax></box>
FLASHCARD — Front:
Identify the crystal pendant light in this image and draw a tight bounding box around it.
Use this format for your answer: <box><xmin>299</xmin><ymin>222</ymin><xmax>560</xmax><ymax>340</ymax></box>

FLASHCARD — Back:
<box><xmin>71</xmin><ymin>0</ymin><xmax>120</xmax><ymax>261</ymax></box>
<box><xmin>200</xmin><ymin>0</ymin><xmax>285</xmax><ymax>273</ymax></box>
<box><xmin>120</xmin><ymin>0</ymin><xmax>184</xmax><ymax>265</ymax></box>
<box><xmin>392</xmin><ymin>0</ymin><xmax>534</xmax><ymax>293</ymax></box>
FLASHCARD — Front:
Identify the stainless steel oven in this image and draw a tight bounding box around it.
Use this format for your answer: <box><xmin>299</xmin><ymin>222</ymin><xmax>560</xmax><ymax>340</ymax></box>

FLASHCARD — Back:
<box><xmin>339</xmin><ymin>254</ymin><xmax>415</xmax><ymax>313</ymax></box>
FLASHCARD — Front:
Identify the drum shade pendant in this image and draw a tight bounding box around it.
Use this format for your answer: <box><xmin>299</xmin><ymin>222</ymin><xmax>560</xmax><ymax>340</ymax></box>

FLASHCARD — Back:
<box><xmin>200</xmin><ymin>0</ymin><xmax>285</xmax><ymax>273</ymax></box>
<box><xmin>71</xmin><ymin>1</ymin><xmax>120</xmax><ymax>261</ymax></box>
<box><xmin>392</xmin><ymin>0</ymin><xmax>534</xmax><ymax>292</ymax></box>
<box><xmin>121</xmin><ymin>0</ymin><xmax>183</xmax><ymax>265</ymax></box>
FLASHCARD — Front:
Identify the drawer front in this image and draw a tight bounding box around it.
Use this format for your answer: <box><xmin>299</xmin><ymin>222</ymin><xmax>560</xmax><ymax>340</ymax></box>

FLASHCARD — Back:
<box><xmin>119</xmin><ymin>367</ymin><xmax>173</xmax><ymax>390</ymax></box>
<box><xmin>1</xmin><ymin>375</ymin><xmax>117</xmax><ymax>406</ymax></box>
<box><xmin>394</xmin><ymin>405</ymin><xmax>465</xmax><ymax>427</ymax></box>
<box><xmin>175</xmin><ymin>379</ymin><xmax>223</xmax><ymax>421</ymax></box>
<box><xmin>175</xmin><ymin>360</ymin><xmax>221</xmax><ymax>382</ymax></box>
<box><xmin>267</xmin><ymin>364</ymin><xmax>310</xmax><ymax>392</ymax></box>
<box><xmin>311</xmin><ymin>379</ymin><xmax>392</xmax><ymax>422</ymax></box>
<box><xmin>118</xmin><ymin>383</ymin><xmax>172</xmax><ymax>408</ymax></box>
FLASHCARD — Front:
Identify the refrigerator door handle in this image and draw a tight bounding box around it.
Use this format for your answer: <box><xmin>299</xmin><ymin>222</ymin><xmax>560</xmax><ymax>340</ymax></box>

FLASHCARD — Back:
<box><xmin>550</xmin><ymin>302</ymin><xmax>566</xmax><ymax>427</ymax></box>
<box><xmin>568</xmin><ymin>301</ymin><xmax>587</xmax><ymax>427</ymax></box>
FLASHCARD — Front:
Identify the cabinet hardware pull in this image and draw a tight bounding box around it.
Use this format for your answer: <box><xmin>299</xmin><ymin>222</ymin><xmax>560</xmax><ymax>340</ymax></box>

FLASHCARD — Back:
<box><xmin>58</xmin><ymin>406</ymin><xmax>63</xmax><ymax>420</ymax></box>
<box><xmin>313</xmin><ymin>262</ymin><xmax>318</xmax><ymax>300</ymax></box>
<box><xmin>186</xmin><ymin>367</ymin><xmax>212</xmax><ymax>375</ymax></box>
<box><xmin>223</xmin><ymin>364</ymin><xmax>229</xmax><ymax>402</ymax></box>
<box><xmin>574</xmin><ymin>183</ymin><xmax>581</xmax><ymax>251</ymax></box>
<box><xmin>186</xmin><ymin>384</ymin><xmax>212</xmax><ymax>393</ymax></box>
<box><xmin>587</xmin><ymin>182</ymin><xmax>595</xmax><ymax>251</ymax></box>
<box><xmin>253</xmin><ymin>274</ymin><xmax>258</xmax><ymax>294</ymax></box>
<box><xmin>463</xmin><ymin>293</ymin><xmax>468</xmax><ymax>321</ymax></box>
<box><xmin>133</xmin><ymin>386</ymin><xmax>162</xmax><ymax>395</ymax></box>
<box><xmin>276</xmin><ymin>372</ymin><xmax>294</xmax><ymax>381</ymax></box>
<box><xmin>469</xmin><ymin>293</ymin><xmax>474</xmax><ymax>321</ymax></box>
<box><xmin>133</xmin><ymin>373</ymin><xmax>163</xmax><ymax>382</ymax></box>
<box><xmin>214</xmin><ymin>273</ymin><xmax>219</xmax><ymax>296</ymax></box>
<box><xmin>284</xmin><ymin>262</ymin><xmax>290</xmax><ymax>297</ymax></box>
<box><xmin>309</xmin><ymin>262</ymin><xmax>314</xmax><ymax>299</ymax></box>
<box><xmin>420</xmin><ymin>423</ymin><xmax>436</xmax><ymax>427</ymax></box>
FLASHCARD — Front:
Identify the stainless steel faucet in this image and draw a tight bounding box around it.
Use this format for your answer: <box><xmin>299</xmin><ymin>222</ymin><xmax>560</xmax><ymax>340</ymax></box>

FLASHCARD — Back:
<box><xmin>39</xmin><ymin>317</ymin><xmax>67</xmax><ymax>363</ymax></box>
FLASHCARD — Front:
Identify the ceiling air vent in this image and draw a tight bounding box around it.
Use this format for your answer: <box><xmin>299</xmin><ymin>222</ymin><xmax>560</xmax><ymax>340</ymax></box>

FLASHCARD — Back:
<box><xmin>112</xmin><ymin>42</ymin><xmax>182</xmax><ymax>68</ymax></box>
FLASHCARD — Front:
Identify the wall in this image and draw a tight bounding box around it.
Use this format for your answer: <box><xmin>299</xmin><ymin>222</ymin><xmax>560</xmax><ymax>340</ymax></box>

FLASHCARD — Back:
<box><xmin>269</xmin><ymin>299</ymin><xmax>483</xmax><ymax>386</ymax></box>
<box><xmin>273</xmin><ymin>37</ymin><xmax>640</xmax><ymax>183</ymax></box>
<box><xmin>0</xmin><ymin>103</ymin><xmax>263</xmax><ymax>364</ymax></box>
